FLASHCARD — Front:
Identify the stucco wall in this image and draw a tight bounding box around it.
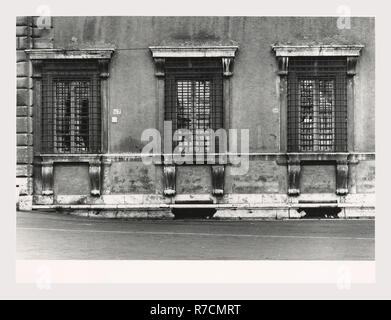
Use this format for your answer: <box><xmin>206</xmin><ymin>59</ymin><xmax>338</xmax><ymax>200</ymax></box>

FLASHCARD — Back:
<box><xmin>29</xmin><ymin>16</ymin><xmax>375</xmax><ymax>207</ymax></box>
<box><xmin>51</xmin><ymin>16</ymin><xmax>375</xmax><ymax>153</ymax></box>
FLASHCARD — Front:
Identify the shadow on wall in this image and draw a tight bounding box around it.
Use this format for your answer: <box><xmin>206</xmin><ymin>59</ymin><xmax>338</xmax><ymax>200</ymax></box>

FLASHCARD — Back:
<box><xmin>172</xmin><ymin>207</ymin><xmax>217</xmax><ymax>219</ymax></box>
<box><xmin>298</xmin><ymin>207</ymin><xmax>342</xmax><ymax>219</ymax></box>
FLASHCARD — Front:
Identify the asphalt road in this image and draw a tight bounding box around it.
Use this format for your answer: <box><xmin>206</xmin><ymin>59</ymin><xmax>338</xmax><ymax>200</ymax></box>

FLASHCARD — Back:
<box><xmin>16</xmin><ymin>210</ymin><xmax>375</xmax><ymax>260</ymax></box>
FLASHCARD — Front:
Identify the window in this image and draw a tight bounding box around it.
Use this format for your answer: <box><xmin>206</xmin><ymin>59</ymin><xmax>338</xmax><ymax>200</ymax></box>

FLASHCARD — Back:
<box><xmin>164</xmin><ymin>58</ymin><xmax>223</xmax><ymax>155</ymax></box>
<box><xmin>287</xmin><ymin>57</ymin><xmax>347</xmax><ymax>152</ymax></box>
<box><xmin>41</xmin><ymin>62</ymin><xmax>101</xmax><ymax>153</ymax></box>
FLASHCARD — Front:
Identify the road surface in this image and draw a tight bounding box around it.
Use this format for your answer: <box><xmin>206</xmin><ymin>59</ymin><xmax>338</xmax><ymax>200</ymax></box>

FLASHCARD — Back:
<box><xmin>16</xmin><ymin>210</ymin><xmax>375</xmax><ymax>260</ymax></box>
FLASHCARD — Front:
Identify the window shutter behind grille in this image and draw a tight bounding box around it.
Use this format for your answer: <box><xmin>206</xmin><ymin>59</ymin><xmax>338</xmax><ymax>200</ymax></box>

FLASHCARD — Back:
<box><xmin>164</xmin><ymin>58</ymin><xmax>223</xmax><ymax>154</ymax></box>
<box><xmin>287</xmin><ymin>57</ymin><xmax>347</xmax><ymax>152</ymax></box>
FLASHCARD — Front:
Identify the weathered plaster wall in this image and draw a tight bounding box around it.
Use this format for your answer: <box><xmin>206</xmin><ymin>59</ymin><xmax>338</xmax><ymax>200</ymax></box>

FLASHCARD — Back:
<box><xmin>30</xmin><ymin>17</ymin><xmax>375</xmax><ymax>205</ymax></box>
<box><xmin>108</xmin><ymin>161</ymin><xmax>162</xmax><ymax>194</ymax></box>
<box><xmin>300</xmin><ymin>165</ymin><xmax>336</xmax><ymax>194</ymax></box>
<box><xmin>51</xmin><ymin>16</ymin><xmax>375</xmax><ymax>153</ymax></box>
<box><xmin>355</xmin><ymin>160</ymin><xmax>376</xmax><ymax>194</ymax></box>
<box><xmin>176</xmin><ymin>166</ymin><xmax>212</xmax><ymax>194</ymax></box>
<box><xmin>226</xmin><ymin>160</ymin><xmax>286</xmax><ymax>194</ymax></box>
<box><xmin>54</xmin><ymin>164</ymin><xmax>90</xmax><ymax>195</ymax></box>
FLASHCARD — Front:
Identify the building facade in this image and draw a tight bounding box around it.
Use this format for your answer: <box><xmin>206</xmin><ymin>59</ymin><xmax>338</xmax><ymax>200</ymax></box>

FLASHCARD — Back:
<box><xmin>16</xmin><ymin>16</ymin><xmax>375</xmax><ymax>218</ymax></box>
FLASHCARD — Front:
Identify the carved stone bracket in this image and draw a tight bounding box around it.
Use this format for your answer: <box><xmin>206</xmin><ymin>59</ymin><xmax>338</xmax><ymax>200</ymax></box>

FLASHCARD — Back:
<box><xmin>287</xmin><ymin>157</ymin><xmax>301</xmax><ymax>196</ymax></box>
<box><xmin>89</xmin><ymin>160</ymin><xmax>102</xmax><ymax>196</ymax></box>
<box><xmin>211</xmin><ymin>165</ymin><xmax>225</xmax><ymax>196</ymax></box>
<box><xmin>41</xmin><ymin>160</ymin><xmax>54</xmax><ymax>195</ymax></box>
<box><xmin>98</xmin><ymin>59</ymin><xmax>111</xmax><ymax>78</ymax></box>
<box><xmin>153</xmin><ymin>58</ymin><xmax>166</xmax><ymax>77</ymax></box>
<box><xmin>163</xmin><ymin>165</ymin><xmax>176</xmax><ymax>196</ymax></box>
<box><xmin>336</xmin><ymin>159</ymin><xmax>349</xmax><ymax>195</ymax></box>
<box><xmin>222</xmin><ymin>57</ymin><xmax>234</xmax><ymax>77</ymax></box>
<box><xmin>277</xmin><ymin>56</ymin><xmax>289</xmax><ymax>75</ymax></box>
<box><xmin>347</xmin><ymin>56</ymin><xmax>359</xmax><ymax>76</ymax></box>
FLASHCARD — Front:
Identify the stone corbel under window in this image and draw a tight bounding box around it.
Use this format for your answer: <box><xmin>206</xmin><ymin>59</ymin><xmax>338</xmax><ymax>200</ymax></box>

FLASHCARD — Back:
<box><xmin>211</xmin><ymin>165</ymin><xmax>225</xmax><ymax>196</ymax></box>
<box><xmin>287</xmin><ymin>155</ymin><xmax>301</xmax><ymax>196</ymax></box>
<box><xmin>336</xmin><ymin>159</ymin><xmax>349</xmax><ymax>195</ymax></box>
<box><xmin>286</xmin><ymin>153</ymin><xmax>350</xmax><ymax>196</ymax></box>
<box><xmin>163</xmin><ymin>165</ymin><xmax>176</xmax><ymax>196</ymax></box>
<box><xmin>149</xmin><ymin>45</ymin><xmax>239</xmax><ymax>77</ymax></box>
<box><xmin>39</xmin><ymin>155</ymin><xmax>103</xmax><ymax>197</ymax></box>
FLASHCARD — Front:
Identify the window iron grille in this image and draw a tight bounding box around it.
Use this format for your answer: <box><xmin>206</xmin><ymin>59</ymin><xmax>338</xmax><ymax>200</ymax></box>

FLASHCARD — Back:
<box><xmin>287</xmin><ymin>57</ymin><xmax>347</xmax><ymax>152</ymax></box>
<box><xmin>41</xmin><ymin>68</ymin><xmax>101</xmax><ymax>154</ymax></box>
<box><xmin>164</xmin><ymin>58</ymin><xmax>223</xmax><ymax>155</ymax></box>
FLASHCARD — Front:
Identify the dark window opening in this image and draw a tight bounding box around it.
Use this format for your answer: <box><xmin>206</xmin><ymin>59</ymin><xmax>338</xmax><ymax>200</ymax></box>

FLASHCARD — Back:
<box><xmin>41</xmin><ymin>63</ymin><xmax>101</xmax><ymax>154</ymax></box>
<box><xmin>288</xmin><ymin>57</ymin><xmax>347</xmax><ymax>152</ymax></box>
<box><xmin>165</xmin><ymin>58</ymin><xmax>223</xmax><ymax>157</ymax></box>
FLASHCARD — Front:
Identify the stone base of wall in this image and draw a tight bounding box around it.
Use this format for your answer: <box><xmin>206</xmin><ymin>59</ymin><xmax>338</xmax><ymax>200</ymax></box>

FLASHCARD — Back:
<box><xmin>29</xmin><ymin>204</ymin><xmax>375</xmax><ymax>219</ymax></box>
<box><xmin>338</xmin><ymin>207</ymin><xmax>376</xmax><ymax>218</ymax></box>
<box><xmin>18</xmin><ymin>195</ymin><xmax>33</xmax><ymax>211</ymax></box>
<box><xmin>58</xmin><ymin>209</ymin><xmax>175</xmax><ymax>219</ymax></box>
<box><xmin>213</xmin><ymin>208</ymin><xmax>302</xmax><ymax>219</ymax></box>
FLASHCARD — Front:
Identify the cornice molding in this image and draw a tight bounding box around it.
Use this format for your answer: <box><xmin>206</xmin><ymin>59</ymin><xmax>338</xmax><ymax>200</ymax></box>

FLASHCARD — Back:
<box><xmin>25</xmin><ymin>48</ymin><xmax>115</xmax><ymax>60</ymax></box>
<box><xmin>149</xmin><ymin>46</ymin><xmax>238</xmax><ymax>58</ymax></box>
<box><xmin>272</xmin><ymin>45</ymin><xmax>364</xmax><ymax>57</ymax></box>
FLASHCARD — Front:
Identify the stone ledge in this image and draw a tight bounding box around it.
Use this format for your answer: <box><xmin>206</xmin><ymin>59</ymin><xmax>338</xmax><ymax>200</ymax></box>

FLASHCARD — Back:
<box><xmin>26</xmin><ymin>48</ymin><xmax>115</xmax><ymax>60</ymax></box>
<box><xmin>28</xmin><ymin>205</ymin><xmax>375</xmax><ymax>219</ymax></box>
<box><xmin>272</xmin><ymin>44</ymin><xmax>364</xmax><ymax>57</ymax></box>
<box><xmin>52</xmin><ymin>209</ymin><xmax>175</xmax><ymax>219</ymax></box>
<box><xmin>149</xmin><ymin>45</ymin><xmax>239</xmax><ymax>58</ymax></box>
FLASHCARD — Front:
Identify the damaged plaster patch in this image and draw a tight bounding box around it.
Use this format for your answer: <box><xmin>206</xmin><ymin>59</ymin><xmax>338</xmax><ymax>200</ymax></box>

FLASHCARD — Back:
<box><xmin>110</xmin><ymin>163</ymin><xmax>155</xmax><ymax>193</ymax></box>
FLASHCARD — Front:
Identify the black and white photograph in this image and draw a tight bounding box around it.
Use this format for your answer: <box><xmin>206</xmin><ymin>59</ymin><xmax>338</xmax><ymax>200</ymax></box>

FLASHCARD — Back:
<box><xmin>2</xmin><ymin>0</ymin><xmax>391</xmax><ymax>303</ymax></box>
<box><xmin>16</xmin><ymin>14</ymin><xmax>375</xmax><ymax>260</ymax></box>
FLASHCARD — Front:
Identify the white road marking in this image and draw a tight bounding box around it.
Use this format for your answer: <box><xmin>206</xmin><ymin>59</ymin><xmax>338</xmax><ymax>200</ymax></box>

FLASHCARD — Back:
<box><xmin>17</xmin><ymin>227</ymin><xmax>374</xmax><ymax>241</ymax></box>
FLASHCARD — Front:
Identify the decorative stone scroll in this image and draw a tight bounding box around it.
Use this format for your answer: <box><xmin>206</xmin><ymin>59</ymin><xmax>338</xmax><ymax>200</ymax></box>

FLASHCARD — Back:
<box><xmin>89</xmin><ymin>160</ymin><xmax>102</xmax><ymax>196</ymax></box>
<box><xmin>211</xmin><ymin>165</ymin><xmax>225</xmax><ymax>196</ymax></box>
<box><xmin>287</xmin><ymin>156</ymin><xmax>301</xmax><ymax>196</ymax></box>
<box><xmin>336</xmin><ymin>159</ymin><xmax>349</xmax><ymax>196</ymax></box>
<box><xmin>40</xmin><ymin>155</ymin><xmax>103</xmax><ymax>197</ymax></box>
<box><xmin>163</xmin><ymin>165</ymin><xmax>176</xmax><ymax>196</ymax></box>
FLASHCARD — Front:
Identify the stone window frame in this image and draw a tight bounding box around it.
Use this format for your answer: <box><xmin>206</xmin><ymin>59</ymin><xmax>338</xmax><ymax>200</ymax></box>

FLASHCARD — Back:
<box><xmin>272</xmin><ymin>44</ymin><xmax>364</xmax><ymax>196</ymax></box>
<box><xmin>26</xmin><ymin>48</ymin><xmax>115</xmax><ymax>197</ymax></box>
<box><xmin>149</xmin><ymin>46</ymin><xmax>238</xmax><ymax>196</ymax></box>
